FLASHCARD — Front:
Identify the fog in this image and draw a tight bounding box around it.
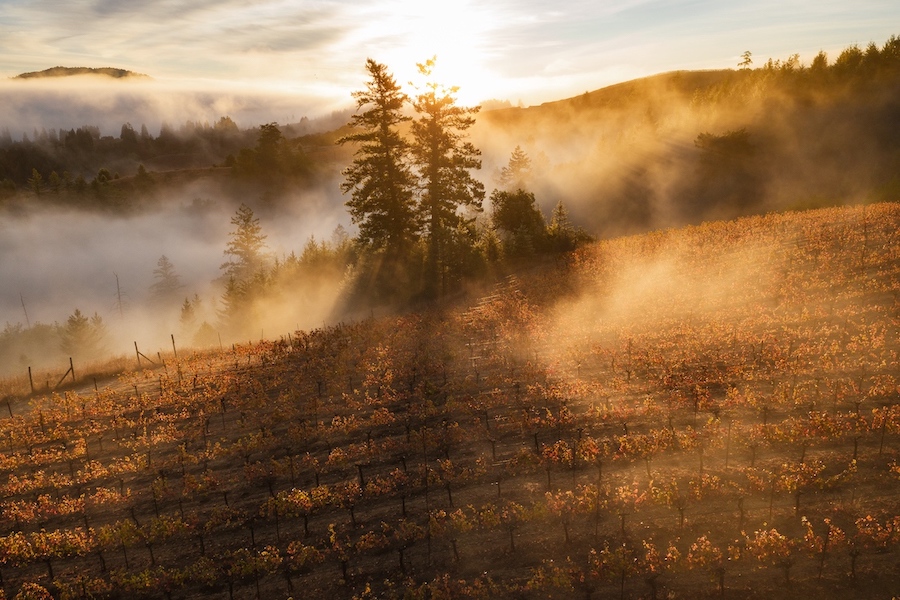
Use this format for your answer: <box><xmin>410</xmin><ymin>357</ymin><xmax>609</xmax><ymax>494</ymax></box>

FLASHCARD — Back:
<box><xmin>474</xmin><ymin>67</ymin><xmax>900</xmax><ymax>238</ymax></box>
<box><xmin>0</xmin><ymin>77</ymin><xmax>351</xmax><ymax>137</ymax></box>
<box><xmin>3</xmin><ymin>55</ymin><xmax>899</xmax><ymax>377</ymax></box>
<box><xmin>0</xmin><ymin>182</ymin><xmax>351</xmax><ymax>375</ymax></box>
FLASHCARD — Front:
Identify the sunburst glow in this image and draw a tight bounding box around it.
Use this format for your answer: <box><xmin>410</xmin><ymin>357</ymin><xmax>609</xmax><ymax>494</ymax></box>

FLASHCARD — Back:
<box><xmin>340</xmin><ymin>0</ymin><xmax>504</xmax><ymax>106</ymax></box>
<box><xmin>2</xmin><ymin>0</ymin><xmax>896</xmax><ymax>119</ymax></box>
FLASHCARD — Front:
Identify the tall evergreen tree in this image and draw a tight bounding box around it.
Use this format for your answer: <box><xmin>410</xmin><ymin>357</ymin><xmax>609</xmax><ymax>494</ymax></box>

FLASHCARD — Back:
<box><xmin>490</xmin><ymin>189</ymin><xmax>546</xmax><ymax>258</ymax></box>
<box><xmin>149</xmin><ymin>255</ymin><xmax>183</xmax><ymax>301</ymax></box>
<box><xmin>410</xmin><ymin>57</ymin><xmax>484</xmax><ymax>296</ymax></box>
<box><xmin>498</xmin><ymin>146</ymin><xmax>532</xmax><ymax>191</ymax></box>
<box><xmin>221</xmin><ymin>203</ymin><xmax>268</xmax><ymax>283</ymax></box>
<box><xmin>179</xmin><ymin>296</ymin><xmax>197</xmax><ymax>335</ymax></box>
<box><xmin>59</xmin><ymin>309</ymin><xmax>107</xmax><ymax>360</ymax></box>
<box><xmin>28</xmin><ymin>168</ymin><xmax>43</xmax><ymax>195</ymax></box>
<box><xmin>339</xmin><ymin>59</ymin><xmax>418</xmax><ymax>259</ymax></box>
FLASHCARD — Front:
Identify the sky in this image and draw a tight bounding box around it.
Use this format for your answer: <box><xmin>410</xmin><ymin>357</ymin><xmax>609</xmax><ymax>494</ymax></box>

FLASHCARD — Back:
<box><xmin>2</xmin><ymin>0</ymin><xmax>900</xmax><ymax>122</ymax></box>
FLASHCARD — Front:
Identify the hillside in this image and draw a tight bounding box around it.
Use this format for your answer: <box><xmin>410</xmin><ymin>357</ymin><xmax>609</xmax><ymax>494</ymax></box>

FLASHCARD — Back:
<box><xmin>473</xmin><ymin>42</ymin><xmax>900</xmax><ymax>236</ymax></box>
<box><xmin>0</xmin><ymin>202</ymin><xmax>898</xmax><ymax>599</ymax></box>
<box><xmin>4</xmin><ymin>37</ymin><xmax>900</xmax><ymax>242</ymax></box>
<box><xmin>13</xmin><ymin>67</ymin><xmax>150</xmax><ymax>80</ymax></box>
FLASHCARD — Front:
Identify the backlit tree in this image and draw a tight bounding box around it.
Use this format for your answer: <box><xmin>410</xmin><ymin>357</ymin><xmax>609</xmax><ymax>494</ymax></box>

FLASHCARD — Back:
<box><xmin>149</xmin><ymin>255</ymin><xmax>183</xmax><ymax>302</ymax></box>
<box><xmin>339</xmin><ymin>59</ymin><xmax>418</xmax><ymax>260</ymax></box>
<box><xmin>221</xmin><ymin>203</ymin><xmax>269</xmax><ymax>284</ymax></box>
<box><xmin>59</xmin><ymin>308</ymin><xmax>107</xmax><ymax>360</ymax></box>
<box><xmin>498</xmin><ymin>145</ymin><xmax>532</xmax><ymax>191</ymax></box>
<box><xmin>410</xmin><ymin>57</ymin><xmax>484</xmax><ymax>296</ymax></box>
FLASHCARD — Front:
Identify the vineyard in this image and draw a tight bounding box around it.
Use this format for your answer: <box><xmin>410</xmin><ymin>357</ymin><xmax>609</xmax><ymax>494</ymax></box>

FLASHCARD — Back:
<box><xmin>1</xmin><ymin>202</ymin><xmax>899</xmax><ymax>599</ymax></box>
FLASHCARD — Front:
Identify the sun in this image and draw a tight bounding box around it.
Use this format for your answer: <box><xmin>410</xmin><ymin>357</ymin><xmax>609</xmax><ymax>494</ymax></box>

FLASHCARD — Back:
<box><xmin>352</xmin><ymin>0</ymin><xmax>503</xmax><ymax>106</ymax></box>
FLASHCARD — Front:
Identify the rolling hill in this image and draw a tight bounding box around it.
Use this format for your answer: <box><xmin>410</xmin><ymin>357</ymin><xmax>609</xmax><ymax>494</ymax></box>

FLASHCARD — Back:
<box><xmin>12</xmin><ymin>66</ymin><xmax>150</xmax><ymax>80</ymax></box>
<box><xmin>0</xmin><ymin>201</ymin><xmax>897</xmax><ymax>599</ymax></box>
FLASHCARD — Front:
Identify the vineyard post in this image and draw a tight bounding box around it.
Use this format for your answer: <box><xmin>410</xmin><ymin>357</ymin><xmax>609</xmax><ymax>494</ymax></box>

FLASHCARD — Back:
<box><xmin>54</xmin><ymin>359</ymin><xmax>75</xmax><ymax>388</ymax></box>
<box><xmin>171</xmin><ymin>334</ymin><xmax>177</xmax><ymax>359</ymax></box>
<box><xmin>28</xmin><ymin>366</ymin><xmax>34</xmax><ymax>394</ymax></box>
<box><xmin>135</xmin><ymin>341</ymin><xmax>141</xmax><ymax>367</ymax></box>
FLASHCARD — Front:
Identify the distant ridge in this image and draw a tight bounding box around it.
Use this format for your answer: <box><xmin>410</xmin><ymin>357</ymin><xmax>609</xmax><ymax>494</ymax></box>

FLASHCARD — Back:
<box><xmin>13</xmin><ymin>66</ymin><xmax>150</xmax><ymax>80</ymax></box>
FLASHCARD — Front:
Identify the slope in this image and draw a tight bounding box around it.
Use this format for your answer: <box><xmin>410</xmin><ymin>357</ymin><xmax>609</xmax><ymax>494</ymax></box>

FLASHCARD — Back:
<box><xmin>0</xmin><ymin>202</ymin><xmax>897</xmax><ymax>599</ymax></box>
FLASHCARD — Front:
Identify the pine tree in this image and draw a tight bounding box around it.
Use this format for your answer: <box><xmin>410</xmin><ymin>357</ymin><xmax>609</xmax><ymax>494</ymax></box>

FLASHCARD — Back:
<box><xmin>179</xmin><ymin>296</ymin><xmax>197</xmax><ymax>335</ymax></box>
<box><xmin>149</xmin><ymin>255</ymin><xmax>183</xmax><ymax>301</ymax></box>
<box><xmin>547</xmin><ymin>200</ymin><xmax>581</xmax><ymax>252</ymax></box>
<box><xmin>498</xmin><ymin>146</ymin><xmax>532</xmax><ymax>191</ymax></box>
<box><xmin>490</xmin><ymin>189</ymin><xmax>546</xmax><ymax>258</ymax></box>
<box><xmin>339</xmin><ymin>59</ymin><xmax>418</xmax><ymax>259</ymax></box>
<box><xmin>410</xmin><ymin>57</ymin><xmax>485</xmax><ymax>297</ymax></box>
<box><xmin>59</xmin><ymin>309</ymin><xmax>107</xmax><ymax>360</ymax></box>
<box><xmin>28</xmin><ymin>168</ymin><xmax>43</xmax><ymax>195</ymax></box>
<box><xmin>218</xmin><ymin>276</ymin><xmax>250</xmax><ymax>338</ymax></box>
<box><xmin>48</xmin><ymin>171</ymin><xmax>61</xmax><ymax>194</ymax></box>
<box><xmin>221</xmin><ymin>204</ymin><xmax>268</xmax><ymax>283</ymax></box>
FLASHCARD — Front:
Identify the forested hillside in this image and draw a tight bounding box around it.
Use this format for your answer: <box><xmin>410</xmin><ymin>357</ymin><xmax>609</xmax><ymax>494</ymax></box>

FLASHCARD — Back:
<box><xmin>3</xmin><ymin>35</ymin><xmax>900</xmax><ymax>382</ymax></box>
<box><xmin>4</xmin><ymin>35</ymin><xmax>900</xmax><ymax>231</ymax></box>
<box><xmin>476</xmin><ymin>35</ymin><xmax>900</xmax><ymax>236</ymax></box>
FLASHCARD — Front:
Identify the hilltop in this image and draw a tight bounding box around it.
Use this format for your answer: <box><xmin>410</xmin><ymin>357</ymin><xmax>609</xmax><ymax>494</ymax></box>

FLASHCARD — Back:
<box><xmin>13</xmin><ymin>66</ymin><xmax>150</xmax><ymax>80</ymax></box>
<box><xmin>3</xmin><ymin>35</ymin><xmax>900</xmax><ymax>238</ymax></box>
<box><xmin>473</xmin><ymin>44</ymin><xmax>900</xmax><ymax>236</ymax></box>
<box><xmin>0</xmin><ymin>202</ymin><xmax>897</xmax><ymax>599</ymax></box>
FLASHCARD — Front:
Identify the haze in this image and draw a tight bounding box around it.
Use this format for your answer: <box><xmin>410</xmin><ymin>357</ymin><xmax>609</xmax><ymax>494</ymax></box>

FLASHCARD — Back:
<box><xmin>1</xmin><ymin>1</ymin><xmax>899</xmax><ymax>375</ymax></box>
<box><xmin>2</xmin><ymin>0</ymin><xmax>899</xmax><ymax>121</ymax></box>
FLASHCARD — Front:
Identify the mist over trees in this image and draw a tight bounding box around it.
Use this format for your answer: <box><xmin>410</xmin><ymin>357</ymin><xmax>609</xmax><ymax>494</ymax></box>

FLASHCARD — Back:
<box><xmin>149</xmin><ymin>255</ymin><xmax>183</xmax><ymax>301</ymax></box>
<box><xmin>337</xmin><ymin>58</ymin><xmax>579</xmax><ymax>302</ymax></box>
<box><xmin>476</xmin><ymin>33</ymin><xmax>900</xmax><ymax>237</ymax></box>
<box><xmin>59</xmin><ymin>309</ymin><xmax>107</xmax><ymax>360</ymax></box>
<box><xmin>338</xmin><ymin>58</ymin><xmax>419</xmax><ymax>295</ymax></box>
<box><xmin>3</xmin><ymin>36</ymin><xmax>900</xmax><ymax>374</ymax></box>
<box><xmin>0</xmin><ymin>116</ymin><xmax>329</xmax><ymax>213</ymax></box>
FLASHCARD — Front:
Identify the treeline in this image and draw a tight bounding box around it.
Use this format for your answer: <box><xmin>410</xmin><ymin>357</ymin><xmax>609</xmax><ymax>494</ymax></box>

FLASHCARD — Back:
<box><xmin>682</xmin><ymin>35</ymin><xmax>900</xmax><ymax>217</ymax></box>
<box><xmin>507</xmin><ymin>33</ymin><xmax>900</xmax><ymax>238</ymax></box>
<box><xmin>0</xmin><ymin>118</ymin><xmax>245</xmax><ymax>187</ymax></box>
<box><xmin>694</xmin><ymin>34</ymin><xmax>900</xmax><ymax>104</ymax></box>
<box><xmin>0</xmin><ymin>116</ymin><xmax>325</xmax><ymax>202</ymax></box>
<box><xmin>0</xmin><ymin>309</ymin><xmax>107</xmax><ymax>377</ymax></box>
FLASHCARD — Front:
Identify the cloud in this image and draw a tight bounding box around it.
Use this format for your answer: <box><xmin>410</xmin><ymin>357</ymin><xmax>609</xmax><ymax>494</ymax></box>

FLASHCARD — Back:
<box><xmin>2</xmin><ymin>0</ymin><xmax>899</xmax><ymax>112</ymax></box>
<box><xmin>0</xmin><ymin>78</ymin><xmax>348</xmax><ymax>136</ymax></box>
<box><xmin>0</xmin><ymin>184</ymin><xmax>351</xmax><ymax>361</ymax></box>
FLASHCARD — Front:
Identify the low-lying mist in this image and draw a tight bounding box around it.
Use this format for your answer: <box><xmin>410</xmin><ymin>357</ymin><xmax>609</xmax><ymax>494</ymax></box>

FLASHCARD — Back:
<box><xmin>0</xmin><ymin>182</ymin><xmax>351</xmax><ymax>377</ymax></box>
<box><xmin>475</xmin><ymin>63</ymin><xmax>900</xmax><ymax>238</ymax></box>
<box><xmin>0</xmin><ymin>77</ymin><xmax>351</xmax><ymax>138</ymax></box>
<box><xmin>4</xmin><ymin>44</ymin><xmax>900</xmax><ymax>379</ymax></box>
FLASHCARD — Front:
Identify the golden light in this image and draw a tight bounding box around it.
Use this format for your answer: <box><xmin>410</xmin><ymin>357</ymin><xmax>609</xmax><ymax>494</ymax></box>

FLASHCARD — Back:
<box><xmin>348</xmin><ymin>0</ymin><xmax>504</xmax><ymax>106</ymax></box>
